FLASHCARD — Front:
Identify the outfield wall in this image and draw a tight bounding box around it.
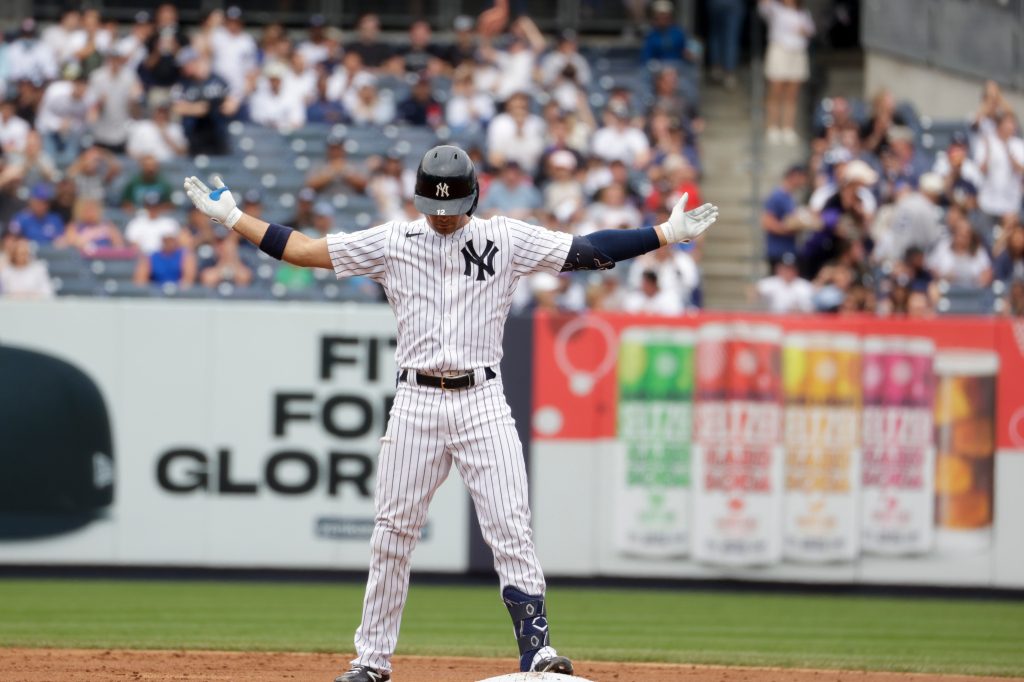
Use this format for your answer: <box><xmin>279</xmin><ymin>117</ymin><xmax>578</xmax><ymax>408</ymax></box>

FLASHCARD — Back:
<box><xmin>1</xmin><ymin>300</ymin><xmax>1023</xmax><ymax>588</ymax></box>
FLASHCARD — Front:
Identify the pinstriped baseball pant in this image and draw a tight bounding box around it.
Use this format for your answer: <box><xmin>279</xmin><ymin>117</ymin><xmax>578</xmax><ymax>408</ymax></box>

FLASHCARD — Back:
<box><xmin>352</xmin><ymin>376</ymin><xmax>545</xmax><ymax>672</ymax></box>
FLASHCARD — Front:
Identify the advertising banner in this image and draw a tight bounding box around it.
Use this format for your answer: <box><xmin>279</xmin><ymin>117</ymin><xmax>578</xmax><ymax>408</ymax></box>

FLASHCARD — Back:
<box><xmin>0</xmin><ymin>300</ymin><xmax>470</xmax><ymax>571</ymax></box>
<box><xmin>531</xmin><ymin>312</ymin><xmax>1024</xmax><ymax>587</ymax></box>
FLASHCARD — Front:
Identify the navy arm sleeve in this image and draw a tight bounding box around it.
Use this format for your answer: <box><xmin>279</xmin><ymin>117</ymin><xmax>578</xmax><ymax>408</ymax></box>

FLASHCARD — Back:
<box><xmin>561</xmin><ymin>227</ymin><xmax>662</xmax><ymax>272</ymax></box>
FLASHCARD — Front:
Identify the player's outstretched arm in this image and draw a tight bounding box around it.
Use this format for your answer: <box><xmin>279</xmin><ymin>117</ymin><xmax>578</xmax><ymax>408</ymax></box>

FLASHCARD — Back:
<box><xmin>562</xmin><ymin>193</ymin><xmax>719</xmax><ymax>271</ymax></box>
<box><xmin>183</xmin><ymin>176</ymin><xmax>331</xmax><ymax>269</ymax></box>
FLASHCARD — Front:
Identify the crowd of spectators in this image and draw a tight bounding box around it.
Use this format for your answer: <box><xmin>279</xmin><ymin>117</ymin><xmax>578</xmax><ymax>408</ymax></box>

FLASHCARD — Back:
<box><xmin>755</xmin><ymin>80</ymin><xmax>1024</xmax><ymax>318</ymax></box>
<box><xmin>0</xmin><ymin>3</ymin><xmax>706</xmax><ymax>312</ymax></box>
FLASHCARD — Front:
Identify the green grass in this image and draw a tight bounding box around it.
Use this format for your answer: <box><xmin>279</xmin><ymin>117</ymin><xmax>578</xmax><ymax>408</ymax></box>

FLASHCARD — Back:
<box><xmin>1</xmin><ymin>579</ymin><xmax>1023</xmax><ymax>676</ymax></box>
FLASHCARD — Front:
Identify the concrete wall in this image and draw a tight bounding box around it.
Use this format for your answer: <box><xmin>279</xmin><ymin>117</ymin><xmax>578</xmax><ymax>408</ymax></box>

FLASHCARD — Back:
<box><xmin>865</xmin><ymin>51</ymin><xmax>1024</xmax><ymax>121</ymax></box>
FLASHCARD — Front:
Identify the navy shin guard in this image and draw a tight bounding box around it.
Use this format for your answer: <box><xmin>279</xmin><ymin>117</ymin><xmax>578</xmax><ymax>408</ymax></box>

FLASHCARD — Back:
<box><xmin>502</xmin><ymin>586</ymin><xmax>549</xmax><ymax>672</ymax></box>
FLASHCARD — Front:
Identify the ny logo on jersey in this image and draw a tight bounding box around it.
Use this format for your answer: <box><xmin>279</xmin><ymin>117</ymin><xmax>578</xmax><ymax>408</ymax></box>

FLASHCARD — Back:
<box><xmin>436</xmin><ymin>183</ymin><xmax>449</xmax><ymax>198</ymax></box>
<box><xmin>461</xmin><ymin>239</ymin><xmax>499</xmax><ymax>281</ymax></box>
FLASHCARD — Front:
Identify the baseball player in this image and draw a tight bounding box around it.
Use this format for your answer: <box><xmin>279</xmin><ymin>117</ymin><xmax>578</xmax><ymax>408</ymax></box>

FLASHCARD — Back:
<box><xmin>184</xmin><ymin>145</ymin><xmax>718</xmax><ymax>681</ymax></box>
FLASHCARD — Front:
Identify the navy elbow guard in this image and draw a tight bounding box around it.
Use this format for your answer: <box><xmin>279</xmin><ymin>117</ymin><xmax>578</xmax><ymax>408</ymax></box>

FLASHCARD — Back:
<box><xmin>561</xmin><ymin>235</ymin><xmax>615</xmax><ymax>272</ymax></box>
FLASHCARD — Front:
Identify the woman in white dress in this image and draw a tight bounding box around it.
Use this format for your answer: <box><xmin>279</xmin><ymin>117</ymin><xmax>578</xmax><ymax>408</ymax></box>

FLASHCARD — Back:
<box><xmin>759</xmin><ymin>0</ymin><xmax>815</xmax><ymax>145</ymax></box>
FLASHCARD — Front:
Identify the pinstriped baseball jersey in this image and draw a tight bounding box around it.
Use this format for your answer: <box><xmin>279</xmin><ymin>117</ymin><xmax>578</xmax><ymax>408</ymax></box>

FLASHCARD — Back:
<box><xmin>326</xmin><ymin>215</ymin><xmax>571</xmax><ymax>675</ymax></box>
<box><xmin>326</xmin><ymin>216</ymin><xmax>572</xmax><ymax>371</ymax></box>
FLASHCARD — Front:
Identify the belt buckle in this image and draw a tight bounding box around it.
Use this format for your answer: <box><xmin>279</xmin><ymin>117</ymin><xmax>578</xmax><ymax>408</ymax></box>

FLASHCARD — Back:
<box><xmin>440</xmin><ymin>375</ymin><xmax>454</xmax><ymax>390</ymax></box>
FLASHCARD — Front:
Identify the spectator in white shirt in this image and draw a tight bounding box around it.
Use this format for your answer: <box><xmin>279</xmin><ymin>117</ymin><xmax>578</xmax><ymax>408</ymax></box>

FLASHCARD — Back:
<box><xmin>116</xmin><ymin>11</ymin><xmax>156</xmax><ymax>71</ymax></box>
<box><xmin>591</xmin><ymin>101</ymin><xmax>651</xmax><ymax>169</ymax></box>
<box><xmin>297</xmin><ymin>15</ymin><xmax>333</xmax><ymax>69</ymax></box>
<box><xmin>0</xmin><ymin>236</ymin><xmax>54</xmax><ymax>299</ymax></box>
<box><xmin>486</xmin><ymin>17</ymin><xmax>545</xmax><ymax>103</ymax></box>
<box><xmin>5</xmin><ymin>19</ymin><xmax>58</xmax><ymax>84</ymax></box>
<box><xmin>446</xmin><ymin>65</ymin><xmax>495</xmax><ymax>134</ymax></box>
<box><xmin>975</xmin><ymin>112</ymin><xmax>1024</xmax><ymax>222</ymax></box>
<box><xmin>0</xmin><ymin>95</ymin><xmax>31</xmax><ymax>153</ymax></box>
<box><xmin>35</xmin><ymin>63</ymin><xmax>95</xmax><ymax>159</ymax></box>
<box><xmin>486</xmin><ymin>92</ymin><xmax>546</xmax><ymax>174</ymax></box>
<box><xmin>927</xmin><ymin>206</ymin><xmax>993</xmax><ymax>287</ymax></box>
<box><xmin>250</xmin><ymin>62</ymin><xmax>306</xmax><ymax>132</ymax></box>
<box><xmin>343</xmin><ymin>78</ymin><xmax>395</xmax><ymax>126</ymax></box>
<box><xmin>325</xmin><ymin>52</ymin><xmax>373</xmax><ymax>104</ymax></box>
<box><xmin>584</xmin><ymin>182</ymin><xmax>643</xmax><ymax>233</ymax></box>
<box><xmin>126</xmin><ymin>100</ymin><xmax>187</xmax><ymax>162</ymax></box>
<box><xmin>211</xmin><ymin>6</ymin><xmax>259</xmax><ymax>101</ymax></box>
<box><xmin>41</xmin><ymin>10</ymin><xmax>81</xmax><ymax>66</ymax></box>
<box><xmin>627</xmin><ymin>244</ymin><xmax>700</xmax><ymax>309</ymax></box>
<box><xmin>542</xmin><ymin>150</ymin><xmax>585</xmax><ymax>217</ymax></box>
<box><xmin>754</xmin><ymin>252</ymin><xmax>816</xmax><ymax>313</ymax></box>
<box><xmin>67</xmin><ymin>9</ymin><xmax>113</xmax><ymax>71</ymax></box>
<box><xmin>540</xmin><ymin>30</ymin><xmax>591</xmax><ymax>88</ymax></box>
<box><xmin>125</xmin><ymin>191</ymin><xmax>181</xmax><ymax>255</ymax></box>
<box><xmin>759</xmin><ymin>0</ymin><xmax>815</xmax><ymax>145</ymax></box>
<box><xmin>623</xmin><ymin>270</ymin><xmax>684</xmax><ymax>315</ymax></box>
<box><xmin>88</xmin><ymin>45</ymin><xmax>144</xmax><ymax>153</ymax></box>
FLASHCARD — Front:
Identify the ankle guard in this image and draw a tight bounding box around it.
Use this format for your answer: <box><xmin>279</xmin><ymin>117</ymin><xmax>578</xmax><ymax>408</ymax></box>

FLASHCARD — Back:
<box><xmin>502</xmin><ymin>586</ymin><xmax>549</xmax><ymax>672</ymax></box>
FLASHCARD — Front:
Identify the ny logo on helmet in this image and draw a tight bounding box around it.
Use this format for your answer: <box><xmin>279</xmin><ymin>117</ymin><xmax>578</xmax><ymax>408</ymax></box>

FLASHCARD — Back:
<box><xmin>436</xmin><ymin>183</ymin><xmax>449</xmax><ymax>198</ymax></box>
<box><xmin>461</xmin><ymin>239</ymin><xmax>498</xmax><ymax>281</ymax></box>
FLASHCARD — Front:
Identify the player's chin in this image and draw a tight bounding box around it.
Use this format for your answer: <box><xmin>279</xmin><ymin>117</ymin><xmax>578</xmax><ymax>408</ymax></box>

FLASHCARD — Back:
<box><xmin>425</xmin><ymin>214</ymin><xmax>465</xmax><ymax>234</ymax></box>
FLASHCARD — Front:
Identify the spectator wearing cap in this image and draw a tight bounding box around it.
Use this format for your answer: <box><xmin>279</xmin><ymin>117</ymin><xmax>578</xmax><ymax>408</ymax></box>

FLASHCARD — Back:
<box><xmin>121</xmin><ymin>154</ymin><xmax>172</xmax><ymax>209</ymax></box>
<box><xmin>307</xmin><ymin>68</ymin><xmax>349</xmax><ymax>125</ymax></box>
<box><xmin>343</xmin><ymin>76</ymin><xmax>396</xmax><ymax>126</ymax></box>
<box><xmin>126</xmin><ymin>100</ymin><xmax>187</xmax><ymax>162</ymax></box>
<box><xmin>60</xmin><ymin>197</ymin><xmax>125</xmax><ymax>255</ymax></box>
<box><xmin>872</xmin><ymin>172</ymin><xmax>945</xmax><ymax>267</ymax></box>
<box><xmin>368</xmin><ymin>151</ymin><xmax>416</xmax><ymax>222</ymax></box>
<box><xmin>306</xmin><ymin>136</ymin><xmax>369</xmax><ymax>196</ymax></box>
<box><xmin>761</xmin><ymin>164</ymin><xmax>810</xmax><ymax>268</ymax></box>
<box><xmin>592</xmin><ymin>102</ymin><xmax>651</xmax><ymax>169</ymax></box>
<box><xmin>138</xmin><ymin>15</ymin><xmax>185</xmax><ymax>96</ymax></box>
<box><xmin>7</xmin><ymin>184</ymin><xmax>65</xmax><ymax>244</ymax></box>
<box><xmin>542</xmin><ymin>150</ymin><xmax>584</xmax><ymax>217</ymax></box>
<box><xmin>297</xmin><ymin>15</ymin><xmax>333</xmax><ymax>69</ymax></box>
<box><xmin>642</xmin><ymin>1</ymin><xmax>693</xmax><ymax>64</ymax></box>
<box><xmin>349</xmin><ymin>14</ymin><xmax>393</xmax><ymax>70</ymax></box>
<box><xmin>66</xmin><ymin>143</ymin><xmax>122</xmax><ymax>204</ymax></box>
<box><xmin>199</xmin><ymin>232</ymin><xmax>252</xmax><ymax>289</ymax></box>
<box><xmin>927</xmin><ymin>205</ymin><xmax>993</xmax><ymax>288</ymax></box>
<box><xmin>706</xmin><ymin>0</ymin><xmax>746</xmax><ymax>89</ymax></box>
<box><xmin>134</xmin><ymin>227</ymin><xmax>196</xmax><ymax>288</ymax></box>
<box><xmin>975</xmin><ymin>112</ymin><xmax>1024</xmax><ymax>224</ymax></box>
<box><xmin>35</xmin><ymin>63</ymin><xmax>95</xmax><ymax>159</ymax></box>
<box><xmin>932</xmin><ymin>131</ymin><xmax>982</xmax><ymax>206</ymax></box>
<box><xmin>449</xmin><ymin>15</ymin><xmax>479</xmax><ymax>67</ymax></box>
<box><xmin>397</xmin><ymin>75</ymin><xmax>444</xmax><ymax>128</ymax></box>
<box><xmin>125</xmin><ymin>190</ymin><xmax>180</xmax><ymax>255</ymax></box>
<box><xmin>114</xmin><ymin>11</ymin><xmax>155</xmax><ymax>71</ymax></box>
<box><xmin>479</xmin><ymin>161</ymin><xmax>543</xmax><ymax>220</ymax></box>
<box><xmin>445</xmin><ymin>64</ymin><xmax>496</xmax><ymax>134</ymax></box>
<box><xmin>623</xmin><ymin>270</ymin><xmax>684</xmax><ymax>316</ymax></box>
<box><xmin>250</xmin><ymin>62</ymin><xmax>307</xmax><ymax>133</ymax></box>
<box><xmin>88</xmin><ymin>45</ymin><xmax>144</xmax><ymax>154</ymax></box>
<box><xmin>540</xmin><ymin>30</ymin><xmax>591</xmax><ymax>89</ymax></box>
<box><xmin>307</xmin><ymin>201</ymin><xmax>337</xmax><ymax>238</ymax></box>
<box><xmin>5</xmin><ymin>19</ymin><xmax>58</xmax><ymax>84</ymax></box>
<box><xmin>0</xmin><ymin>95</ymin><xmax>31</xmax><ymax>154</ymax></box>
<box><xmin>994</xmin><ymin>219</ymin><xmax>1024</xmax><ymax>283</ymax></box>
<box><xmin>809</xmin><ymin>158</ymin><xmax>879</xmax><ymax>215</ymax></box>
<box><xmin>211</xmin><ymin>6</ymin><xmax>259</xmax><ymax>102</ymax></box>
<box><xmin>0</xmin><ymin>131</ymin><xmax>58</xmax><ymax>190</ymax></box>
<box><xmin>754</xmin><ymin>252</ymin><xmax>815</xmax><ymax>313</ymax></box>
<box><xmin>172</xmin><ymin>52</ymin><xmax>236</xmax><ymax>156</ymax></box>
<box><xmin>759</xmin><ymin>0</ymin><xmax>815</xmax><ymax>145</ymax></box>
<box><xmin>486</xmin><ymin>92</ymin><xmax>546</xmax><ymax>175</ymax></box>
<box><xmin>803</xmin><ymin>159</ymin><xmax>877</xmax><ymax>279</ymax></box>
<box><xmin>0</xmin><ymin>236</ymin><xmax>54</xmax><ymax>299</ymax></box>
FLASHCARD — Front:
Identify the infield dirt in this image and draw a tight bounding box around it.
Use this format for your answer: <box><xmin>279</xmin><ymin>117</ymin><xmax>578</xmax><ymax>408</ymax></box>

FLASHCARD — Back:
<box><xmin>3</xmin><ymin>649</ymin><xmax>1023</xmax><ymax>682</ymax></box>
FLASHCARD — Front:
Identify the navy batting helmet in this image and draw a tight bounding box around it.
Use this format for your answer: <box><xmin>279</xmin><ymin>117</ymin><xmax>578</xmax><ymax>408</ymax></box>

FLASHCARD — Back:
<box><xmin>414</xmin><ymin>145</ymin><xmax>478</xmax><ymax>217</ymax></box>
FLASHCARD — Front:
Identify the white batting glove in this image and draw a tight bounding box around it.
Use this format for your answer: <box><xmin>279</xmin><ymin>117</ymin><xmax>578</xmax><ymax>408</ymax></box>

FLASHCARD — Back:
<box><xmin>183</xmin><ymin>175</ymin><xmax>243</xmax><ymax>229</ymax></box>
<box><xmin>659</xmin><ymin>193</ymin><xmax>719</xmax><ymax>244</ymax></box>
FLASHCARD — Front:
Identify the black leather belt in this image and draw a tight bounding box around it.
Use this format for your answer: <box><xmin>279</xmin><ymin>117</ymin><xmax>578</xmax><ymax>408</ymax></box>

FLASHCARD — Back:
<box><xmin>399</xmin><ymin>367</ymin><xmax>496</xmax><ymax>389</ymax></box>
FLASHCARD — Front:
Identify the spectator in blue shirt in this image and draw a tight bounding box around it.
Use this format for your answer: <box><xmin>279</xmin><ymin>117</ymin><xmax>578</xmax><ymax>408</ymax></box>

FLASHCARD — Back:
<box><xmin>642</xmin><ymin>1</ymin><xmax>692</xmax><ymax>64</ymax></box>
<box><xmin>762</xmin><ymin>164</ymin><xmax>808</xmax><ymax>267</ymax></box>
<box><xmin>7</xmin><ymin>183</ymin><xmax>65</xmax><ymax>244</ymax></box>
<box><xmin>479</xmin><ymin>161</ymin><xmax>543</xmax><ymax>220</ymax></box>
